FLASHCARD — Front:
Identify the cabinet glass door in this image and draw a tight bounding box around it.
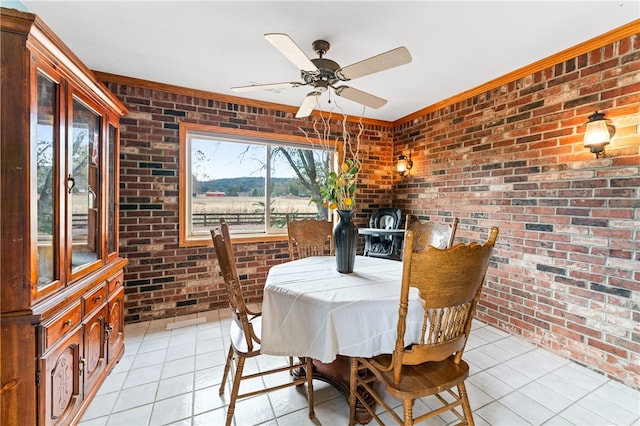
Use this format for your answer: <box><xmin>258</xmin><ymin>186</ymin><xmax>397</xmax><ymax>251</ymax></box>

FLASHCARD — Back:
<box><xmin>69</xmin><ymin>98</ymin><xmax>101</xmax><ymax>272</ymax></box>
<box><xmin>107</xmin><ymin>124</ymin><xmax>117</xmax><ymax>255</ymax></box>
<box><xmin>36</xmin><ymin>72</ymin><xmax>58</xmax><ymax>288</ymax></box>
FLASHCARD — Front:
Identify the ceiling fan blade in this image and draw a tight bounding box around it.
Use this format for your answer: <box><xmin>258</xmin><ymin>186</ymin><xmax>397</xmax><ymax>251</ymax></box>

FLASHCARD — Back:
<box><xmin>336</xmin><ymin>46</ymin><xmax>412</xmax><ymax>81</ymax></box>
<box><xmin>265</xmin><ymin>33</ymin><xmax>318</xmax><ymax>72</ymax></box>
<box><xmin>334</xmin><ymin>86</ymin><xmax>387</xmax><ymax>109</ymax></box>
<box><xmin>231</xmin><ymin>82</ymin><xmax>301</xmax><ymax>92</ymax></box>
<box><xmin>295</xmin><ymin>92</ymin><xmax>320</xmax><ymax>118</ymax></box>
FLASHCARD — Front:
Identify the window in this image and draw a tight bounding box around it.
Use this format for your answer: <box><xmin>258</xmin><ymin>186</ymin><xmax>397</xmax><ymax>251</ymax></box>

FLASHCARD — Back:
<box><xmin>179</xmin><ymin>123</ymin><xmax>335</xmax><ymax>246</ymax></box>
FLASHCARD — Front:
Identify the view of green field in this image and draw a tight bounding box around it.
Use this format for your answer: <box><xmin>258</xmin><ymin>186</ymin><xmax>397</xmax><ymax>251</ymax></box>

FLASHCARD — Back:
<box><xmin>190</xmin><ymin>195</ymin><xmax>322</xmax><ymax>233</ymax></box>
<box><xmin>191</xmin><ymin>195</ymin><xmax>318</xmax><ymax>214</ymax></box>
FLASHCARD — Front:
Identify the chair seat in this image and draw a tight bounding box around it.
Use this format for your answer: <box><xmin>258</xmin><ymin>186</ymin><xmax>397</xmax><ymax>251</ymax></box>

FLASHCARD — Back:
<box><xmin>229</xmin><ymin>315</ymin><xmax>262</xmax><ymax>356</ymax></box>
<box><xmin>363</xmin><ymin>354</ymin><xmax>469</xmax><ymax>400</ymax></box>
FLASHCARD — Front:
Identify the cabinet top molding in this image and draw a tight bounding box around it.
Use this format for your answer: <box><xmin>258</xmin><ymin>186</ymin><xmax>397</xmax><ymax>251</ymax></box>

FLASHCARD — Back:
<box><xmin>1</xmin><ymin>7</ymin><xmax>128</xmax><ymax>117</ymax></box>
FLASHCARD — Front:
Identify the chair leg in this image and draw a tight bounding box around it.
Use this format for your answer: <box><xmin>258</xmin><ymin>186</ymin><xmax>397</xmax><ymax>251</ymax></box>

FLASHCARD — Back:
<box><xmin>348</xmin><ymin>358</ymin><xmax>358</xmax><ymax>426</ymax></box>
<box><xmin>403</xmin><ymin>399</ymin><xmax>414</xmax><ymax>426</ymax></box>
<box><xmin>458</xmin><ymin>382</ymin><xmax>474</xmax><ymax>426</ymax></box>
<box><xmin>306</xmin><ymin>358</ymin><xmax>315</xmax><ymax>419</ymax></box>
<box><xmin>219</xmin><ymin>346</ymin><xmax>234</xmax><ymax>395</ymax></box>
<box><xmin>225</xmin><ymin>355</ymin><xmax>245</xmax><ymax>426</ymax></box>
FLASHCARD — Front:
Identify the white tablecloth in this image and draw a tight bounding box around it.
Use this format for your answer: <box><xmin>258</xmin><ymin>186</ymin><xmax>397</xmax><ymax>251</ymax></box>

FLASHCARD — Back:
<box><xmin>261</xmin><ymin>256</ymin><xmax>423</xmax><ymax>363</ymax></box>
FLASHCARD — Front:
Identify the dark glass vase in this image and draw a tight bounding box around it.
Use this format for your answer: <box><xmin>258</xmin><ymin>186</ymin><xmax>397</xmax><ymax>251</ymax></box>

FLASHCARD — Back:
<box><xmin>334</xmin><ymin>209</ymin><xmax>358</xmax><ymax>273</ymax></box>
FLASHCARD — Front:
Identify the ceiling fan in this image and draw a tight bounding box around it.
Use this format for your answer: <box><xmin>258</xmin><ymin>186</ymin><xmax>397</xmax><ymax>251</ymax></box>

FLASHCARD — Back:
<box><xmin>231</xmin><ymin>33</ymin><xmax>412</xmax><ymax>118</ymax></box>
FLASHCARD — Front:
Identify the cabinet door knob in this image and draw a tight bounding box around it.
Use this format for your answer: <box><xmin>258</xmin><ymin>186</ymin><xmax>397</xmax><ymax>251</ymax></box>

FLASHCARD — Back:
<box><xmin>95</xmin><ymin>295</ymin><xmax>103</xmax><ymax>301</ymax></box>
<box><xmin>63</xmin><ymin>319</ymin><xmax>73</xmax><ymax>326</ymax></box>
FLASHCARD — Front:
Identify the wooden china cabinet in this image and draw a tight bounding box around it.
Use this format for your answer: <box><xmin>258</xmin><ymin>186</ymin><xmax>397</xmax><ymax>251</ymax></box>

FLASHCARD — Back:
<box><xmin>1</xmin><ymin>8</ymin><xmax>128</xmax><ymax>425</ymax></box>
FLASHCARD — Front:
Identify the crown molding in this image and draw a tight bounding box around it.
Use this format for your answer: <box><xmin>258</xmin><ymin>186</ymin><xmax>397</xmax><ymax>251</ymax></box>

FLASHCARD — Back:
<box><xmin>394</xmin><ymin>19</ymin><xmax>640</xmax><ymax>126</ymax></box>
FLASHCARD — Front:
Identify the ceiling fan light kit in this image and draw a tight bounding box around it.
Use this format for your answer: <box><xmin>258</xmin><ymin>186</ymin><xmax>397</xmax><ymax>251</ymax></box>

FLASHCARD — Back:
<box><xmin>231</xmin><ymin>33</ymin><xmax>412</xmax><ymax>118</ymax></box>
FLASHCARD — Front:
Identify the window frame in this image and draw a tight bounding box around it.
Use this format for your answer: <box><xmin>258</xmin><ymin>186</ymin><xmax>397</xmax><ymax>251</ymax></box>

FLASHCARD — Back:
<box><xmin>179</xmin><ymin>122</ymin><xmax>337</xmax><ymax>247</ymax></box>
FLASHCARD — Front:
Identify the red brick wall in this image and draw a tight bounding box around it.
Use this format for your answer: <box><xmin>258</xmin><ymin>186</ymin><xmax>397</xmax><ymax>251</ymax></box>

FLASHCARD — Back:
<box><xmin>101</xmin><ymin>84</ymin><xmax>396</xmax><ymax>321</ymax></box>
<box><xmin>103</xmin><ymin>32</ymin><xmax>638</xmax><ymax>388</ymax></box>
<box><xmin>393</xmin><ymin>34</ymin><xmax>639</xmax><ymax>388</ymax></box>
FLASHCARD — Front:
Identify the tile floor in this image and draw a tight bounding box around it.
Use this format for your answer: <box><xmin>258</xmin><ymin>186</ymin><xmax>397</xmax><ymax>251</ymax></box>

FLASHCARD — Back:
<box><xmin>79</xmin><ymin>308</ymin><xmax>640</xmax><ymax>426</ymax></box>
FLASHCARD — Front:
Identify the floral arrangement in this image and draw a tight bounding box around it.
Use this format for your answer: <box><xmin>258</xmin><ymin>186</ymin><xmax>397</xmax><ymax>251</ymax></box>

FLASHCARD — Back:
<box><xmin>318</xmin><ymin>158</ymin><xmax>360</xmax><ymax>210</ymax></box>
<box><xmin>304</xmin><ymin>112</ymin><xmax>363</xmax><ymax>211</ymax></box>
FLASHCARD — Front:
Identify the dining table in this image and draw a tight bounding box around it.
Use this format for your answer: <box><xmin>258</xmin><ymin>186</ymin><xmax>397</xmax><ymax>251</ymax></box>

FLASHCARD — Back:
<box><xmin>261</xmin><ymin>255</ymin><xmax>424</xmax><ymax>423</ymax></box>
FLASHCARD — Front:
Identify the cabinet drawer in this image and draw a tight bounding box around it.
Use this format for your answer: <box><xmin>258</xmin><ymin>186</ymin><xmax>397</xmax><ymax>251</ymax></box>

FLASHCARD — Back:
<box><xmin>83</xmin><ymin>283</ymin><xmax>107</xmax><ymax>315</ymax></box>
<box><xmin>42</xmin><ymin>301</ymin><xmax>82</xmax><ymax>351</ymax></box>
<box><xmin>107</xmin><ymin>270</ymin><xmax>124</xmax><ymax>295</ymax></box>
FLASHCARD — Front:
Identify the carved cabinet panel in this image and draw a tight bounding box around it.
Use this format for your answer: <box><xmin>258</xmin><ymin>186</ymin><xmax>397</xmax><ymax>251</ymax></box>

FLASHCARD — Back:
<box><xmin>39</xmin><ymin>329</ymin><xmax>83</xmax><ymax>426</ymax></box>
<box><xmin>83</xmin><ymin>306</ymin><xmax>108</xmax><ymax>396</ymax></box>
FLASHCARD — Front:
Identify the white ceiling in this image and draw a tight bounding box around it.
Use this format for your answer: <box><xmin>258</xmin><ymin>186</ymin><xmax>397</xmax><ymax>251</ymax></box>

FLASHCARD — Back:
<box><xmin>20</xmin><ymin>1</ymin><xmax>639</xmax><ymax>122</ymax></box>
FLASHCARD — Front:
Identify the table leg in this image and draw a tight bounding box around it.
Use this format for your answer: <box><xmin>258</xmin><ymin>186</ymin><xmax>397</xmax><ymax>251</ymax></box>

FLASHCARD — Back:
<box><xmin>295</xmin><ymin>355</ymin><xmax>375</xmax><ymax>424</ymax></box>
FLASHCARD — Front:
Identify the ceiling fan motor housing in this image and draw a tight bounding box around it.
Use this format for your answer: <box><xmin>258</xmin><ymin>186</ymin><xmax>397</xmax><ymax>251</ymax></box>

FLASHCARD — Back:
<box><xmin>302</xmin><ymin>57</ymin><xmax>341</xmax><ymax>91</ymax></box>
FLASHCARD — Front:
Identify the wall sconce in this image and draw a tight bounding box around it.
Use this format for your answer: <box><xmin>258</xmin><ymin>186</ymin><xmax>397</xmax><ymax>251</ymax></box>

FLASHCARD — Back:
<box><xmin>584</xmin><ymin>111</ymin><xmax>615</xmax><ymax>158</ymax></box>
<box><xmin>397</xmin><ymin>152</ymin><xmax>413</xmax><ymax>177</ymax></box>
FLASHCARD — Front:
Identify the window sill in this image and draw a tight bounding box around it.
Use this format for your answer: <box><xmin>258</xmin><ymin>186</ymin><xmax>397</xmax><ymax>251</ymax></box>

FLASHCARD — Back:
<box><xmin>180</xmin><ymin>233</ymin><xmax>289</xmax><ymax>247</ymax></box>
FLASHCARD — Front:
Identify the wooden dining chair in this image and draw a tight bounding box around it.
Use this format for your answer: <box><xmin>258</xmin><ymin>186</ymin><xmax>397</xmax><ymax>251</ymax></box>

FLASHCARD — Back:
<box><xmin>348</xmin><ymin>226</ymin><xmax>499</xmax><ymax>426</ymax></box>
<box><xmin>286</xmin><ymin>213</ymin><xmax>333</xmax><ymax>260</ymax></box>
<box><xmin>405</xmin><ymin>215</ymin><xmax>459</xmax><ymax>251</ymax></box>
<box><xmin>211</xmin><ymin>218</ymin><xmax>315</xmax><ymax>426</ymax></box>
